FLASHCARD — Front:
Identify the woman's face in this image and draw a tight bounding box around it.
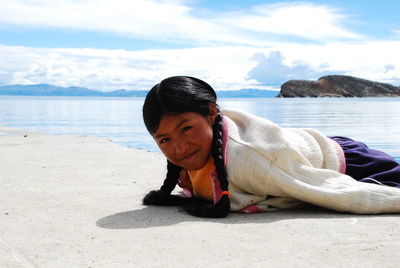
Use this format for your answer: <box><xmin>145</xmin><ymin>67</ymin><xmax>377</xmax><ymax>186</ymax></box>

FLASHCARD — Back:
<box><xmin>153</xmin><ymin>106</ymin><xmax>217</xmax><ymax>171</ymax></box>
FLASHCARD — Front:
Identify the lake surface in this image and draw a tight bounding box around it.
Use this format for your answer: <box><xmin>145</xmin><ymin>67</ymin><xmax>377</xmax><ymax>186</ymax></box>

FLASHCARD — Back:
<box><xmin>1</xmin><ymin>96</ymin><xmax>399</xmax><ymax>161</ymax></box>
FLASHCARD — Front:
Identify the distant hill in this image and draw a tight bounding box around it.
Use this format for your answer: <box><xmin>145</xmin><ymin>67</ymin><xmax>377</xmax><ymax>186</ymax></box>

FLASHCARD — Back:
<box><xmin>279</xmin><ymin>75</ymin><xmax>400</xmax><ymax>97</ymax></box>
<box><xmin>0</xmin><ymin>84</ymin><xmax>279</xmax><ymax>98</ymax></box>
<box><xmin>0</xmin><ymin>84</ymin><xmax>149</xmax><ymax>97</ymax></box>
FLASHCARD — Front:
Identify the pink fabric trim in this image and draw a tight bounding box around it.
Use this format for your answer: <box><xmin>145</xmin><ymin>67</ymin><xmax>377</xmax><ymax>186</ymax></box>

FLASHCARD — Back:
<box><xmin>182</xmin><ymin>188</ymin><xmax>192</xmax><ymax>198</ymax></box>
<box><xmin>239</xmin><ymin>205</ymin><xmax>266</xmax><ymax>213</ymax></box>
<box><xmin>211</xmin><ymin>171</ymin><xmax>223</xmax><ymax>203</ymax></box>
<box><xmin>332</xmin><ymin>139</ymin><xmax>346</xmax><ymax>174</ymax></box>
<box><xmin>221</xmin><ymin>117</ymin><xmax>229</xmax><ymax>166</ymax></box>
<box><xmin>178</xmin><ymin>169</ymin><xmax>194</xmax><ymax>197</ymax></box>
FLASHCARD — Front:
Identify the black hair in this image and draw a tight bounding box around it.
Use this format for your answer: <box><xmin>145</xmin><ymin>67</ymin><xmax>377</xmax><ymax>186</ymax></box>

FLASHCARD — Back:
<box><xmin>142</xmin><ymin>76</ymin><xmax>230</xmax><ymax>218</ymax></box>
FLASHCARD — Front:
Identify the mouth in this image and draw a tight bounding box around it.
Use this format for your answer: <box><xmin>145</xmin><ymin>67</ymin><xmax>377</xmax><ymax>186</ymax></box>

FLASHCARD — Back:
<box><xmin>178</xmin><ymin>150</ymin><xmax>199</xmax><ymax>161</ymax></box>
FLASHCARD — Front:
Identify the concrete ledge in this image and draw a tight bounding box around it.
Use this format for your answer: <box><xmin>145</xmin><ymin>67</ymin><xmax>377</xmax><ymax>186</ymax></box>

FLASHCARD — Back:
<box><xmin>1</xmin><ymin>126</ymin><xmax>399</xmax><ymax>267</ymax></box>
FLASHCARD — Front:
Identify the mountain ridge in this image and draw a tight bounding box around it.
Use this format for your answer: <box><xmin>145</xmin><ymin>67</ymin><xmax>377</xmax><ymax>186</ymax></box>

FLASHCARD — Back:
<box><xmin>0</xmin><ymin>84</ymin><xmax>279</xmax><ymax>98</ymax></box>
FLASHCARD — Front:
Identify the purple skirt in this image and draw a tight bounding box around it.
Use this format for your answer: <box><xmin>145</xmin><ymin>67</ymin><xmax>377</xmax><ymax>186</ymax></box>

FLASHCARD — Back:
<box><xmin>330</xmin><ymin>136</ymin><xmax>400</xmax><ymax>188</ymax></box>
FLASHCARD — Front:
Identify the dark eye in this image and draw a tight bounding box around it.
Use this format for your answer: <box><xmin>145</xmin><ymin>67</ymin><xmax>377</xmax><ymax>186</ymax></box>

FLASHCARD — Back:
<box><xmin>182</xmin><ymin>126</ymin><xmax>192</xmax><ymax>133</ymax></box>
<box><xmin>160</xmin><ymin>138</ymin><xmax>170</xmax><ymax>144</ymax></box>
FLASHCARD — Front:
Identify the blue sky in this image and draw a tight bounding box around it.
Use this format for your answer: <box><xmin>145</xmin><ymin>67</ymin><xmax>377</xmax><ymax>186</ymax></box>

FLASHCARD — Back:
<box><xmin>0</xmin><ymin>0</ymin><xmax>399</xmax><ymax>91</ymax></box>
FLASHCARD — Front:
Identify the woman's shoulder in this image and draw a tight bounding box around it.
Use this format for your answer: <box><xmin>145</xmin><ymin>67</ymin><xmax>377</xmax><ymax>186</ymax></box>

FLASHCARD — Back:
<box><xmin>222</xmin><ymin>108</ymin><xmax>268</xmax><ymax>122</ymax></box>
<box><xmin>222</xmin><ymin>108</ymin><xmax>283</xmax><ymax>137</ymax></box>
<box><xmin>222</xmin><ymin>108</ymin><xmax>288</xmax><ymax>154</ymax></box>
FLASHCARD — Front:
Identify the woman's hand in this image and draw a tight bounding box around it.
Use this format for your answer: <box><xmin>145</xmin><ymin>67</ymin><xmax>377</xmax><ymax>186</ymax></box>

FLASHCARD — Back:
<box><xmin>182</xmin><ymin>195</ymin><xmax>230</xmax><ymax>218</ymax></box>
<box><xmin>143</xmin><ymin>190</ymin><xmax>190</xmax><ymax>206</ymax></box>
<box><xmin>143</xmin><ymin>190</ymin><xmax>230</xmax><ymax>218</ymax></box>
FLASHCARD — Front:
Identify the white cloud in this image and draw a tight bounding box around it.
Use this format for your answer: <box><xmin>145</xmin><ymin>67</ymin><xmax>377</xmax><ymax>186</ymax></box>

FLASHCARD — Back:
<box><xmin>385</xmin><ymin>64</ymin><xmax>395</xmax><ymax>73</ymax></box>
<box><xmin>0</xmin><ymin>44</ymin><xmax>261</xmax><ymax>90</ymax></box>
<box><xmin>0</xmin><ymin>0</ymin><xmax>359</xmax><ymax>45</ymax></box>
<box><xmin>247</xmin><ymin>51</ymin><xmax>342</xmax><ymax>85</ymax></box>
<box><xmin>220</xmin><ymin>2</ymin><xmax>359</xmax><ymax>41</ymax></box>
<box><xmin>0</xmin><ymin>1</ymin><xmax>398</xmax><ymax>89</ymax></box>
<box><xmin>283</xmin><ymin>41</ymin><xmax>400</xmax><ymax>85</ymax></box>
<box><xmin>1</xmin><ymin>41</ymin><xmax>400</xmax><ymax>91</ymax></box>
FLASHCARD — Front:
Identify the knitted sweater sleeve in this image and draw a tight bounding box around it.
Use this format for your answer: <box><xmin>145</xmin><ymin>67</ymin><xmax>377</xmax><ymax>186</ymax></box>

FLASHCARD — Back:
<box><xmin>223</xmin><ymin>108</ymin><xmax>400</xmax><ymax>214</ymax></box>
<box><xmin>269</xmin><ymin>147</ymin><xmax>400</xmax><ymax>214</ymax></box>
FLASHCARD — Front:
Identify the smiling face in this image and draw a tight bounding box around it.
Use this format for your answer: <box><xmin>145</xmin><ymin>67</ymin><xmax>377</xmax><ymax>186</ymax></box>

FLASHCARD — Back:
<box><xmin>153</xmin><ymin>106</ymin><xmax>217</xmax><ymax>171</ymax></box>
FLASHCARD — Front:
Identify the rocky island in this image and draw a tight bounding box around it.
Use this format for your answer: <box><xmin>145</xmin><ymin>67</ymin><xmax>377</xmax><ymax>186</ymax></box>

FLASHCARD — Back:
<box><xmin>278</xmin><ymin>75</ymin><xmax>400</xmax><ymax>97</ymax></box>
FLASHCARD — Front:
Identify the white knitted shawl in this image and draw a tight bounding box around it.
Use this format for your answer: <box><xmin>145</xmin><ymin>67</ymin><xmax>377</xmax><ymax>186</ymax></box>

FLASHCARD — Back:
<box><xmin>223</xmin><ymin>109</ymin><xmax>400</xmax><ymax>214</ymax></box>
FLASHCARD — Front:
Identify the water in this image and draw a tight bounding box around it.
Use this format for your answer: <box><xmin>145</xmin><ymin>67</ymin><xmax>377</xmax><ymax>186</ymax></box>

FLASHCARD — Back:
<box><xmin>0</xmin><ymin>96</ymin><xmax>399</xmax><ymax>161</ymax></box>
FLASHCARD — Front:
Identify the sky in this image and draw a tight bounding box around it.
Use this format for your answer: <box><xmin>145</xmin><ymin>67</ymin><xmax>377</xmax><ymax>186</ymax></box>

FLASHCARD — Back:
<box><xmin>0</xmin><ymin>0</ymin><xmax>399</xmax><ymax>91</ymax></box>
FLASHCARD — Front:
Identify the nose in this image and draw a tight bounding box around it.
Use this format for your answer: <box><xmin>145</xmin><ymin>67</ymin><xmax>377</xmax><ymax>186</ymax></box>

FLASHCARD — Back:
<box><xmin>175</xmin><ymin>137</ymin><xmax>189</xmax><ymax>155</ymax></box>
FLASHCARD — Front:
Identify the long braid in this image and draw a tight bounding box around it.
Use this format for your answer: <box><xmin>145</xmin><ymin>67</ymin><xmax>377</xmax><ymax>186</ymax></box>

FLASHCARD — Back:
<box><xmin>143</xmin><ymin>160</ymin><xmax>189</xmax><ymax>206</ymax></box>
<box><xmin>183</xmin><ymin>107</ymin><xmax>230</xmax><ymax>218</ymax></box>
<box><xmin>211</xmin><ymin>107</ymin><xmax>229</xmax><ymax>191</ymax></box>
<box><xmin>160</xmin><ymin>161</ymin><xmax>181</xmax><ymax>193</ymax></box>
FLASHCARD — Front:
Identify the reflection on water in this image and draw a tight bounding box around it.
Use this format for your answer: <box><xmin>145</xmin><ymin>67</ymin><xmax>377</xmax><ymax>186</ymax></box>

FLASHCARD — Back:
<box><xmin>1</xmin><ymin>96</ymin><xmax>399</xmax><ymax>161</ymax></box>
<box><xmin>0</xmin><ymin>96</ymin><xmax>154</xmax><ymax>151</ymax></box>
<box><xmin>220</xmin><ymin>98</ymin><xmax>400</xmax><ymax>160</ymax></box>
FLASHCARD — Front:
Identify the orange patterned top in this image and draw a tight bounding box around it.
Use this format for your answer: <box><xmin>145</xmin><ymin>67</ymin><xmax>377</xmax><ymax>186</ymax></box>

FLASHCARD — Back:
<box><xmin>187</xmin><ymin>157</ymin><xmax>215</xmax><ymax>201</ymax></box>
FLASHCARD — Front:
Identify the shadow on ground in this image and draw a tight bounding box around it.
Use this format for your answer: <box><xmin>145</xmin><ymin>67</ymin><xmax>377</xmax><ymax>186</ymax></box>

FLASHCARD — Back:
<box><xmin>96</xmin><ymin>205</ymin><xmax>380</xmax><ymax>229</ymax></box>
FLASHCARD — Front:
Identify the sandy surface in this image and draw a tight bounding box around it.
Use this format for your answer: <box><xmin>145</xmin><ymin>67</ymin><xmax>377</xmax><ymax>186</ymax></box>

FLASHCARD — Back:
<box><xmin>0</xmin><ymin>125</ymin><xmax>399</xmax><ymax>267</ymax></box>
